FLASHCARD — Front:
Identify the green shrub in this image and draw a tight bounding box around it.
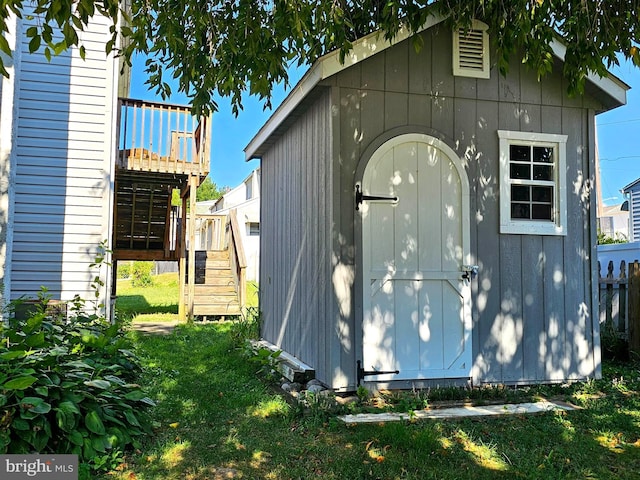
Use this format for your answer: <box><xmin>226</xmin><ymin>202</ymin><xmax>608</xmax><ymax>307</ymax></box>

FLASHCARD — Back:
<box><xmin>130</xmin><ymin>261</ymin><xmax>153</xmax><ymax>287</ymax></box>
<box><xmin>0</xmin><ymin>293</ymin><xmax>154</xmax><ymax>475</ymax></box>
<box><xmin>118</xmin><ymin>263</ymin><xmax>131</xmax><ymax>279</ymax></box>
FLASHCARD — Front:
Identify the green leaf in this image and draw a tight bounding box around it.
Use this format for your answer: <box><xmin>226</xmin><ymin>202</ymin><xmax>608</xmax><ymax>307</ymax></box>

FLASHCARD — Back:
<box><xmin>85</xmin><ymin>410</ymin><xmax>105</xmax><ymax>435</ymax></box>
<box><xmin>91</xmin><ymin>436</ymin><xmax>107</xmax><ymax>452</ymax></box>
<box><xmin>0</xmin><ymin>35</ymin><xmax>12</xmax><ymax>57</ymax></box>
<box><xmin>124</xmin><ymin>410</ymin><xmax>140</xmax><ymax>427</ymax></box>
<box><xmin>124</xmin><ymin>390</ymin><xmax>147</xmax><ymax>401</ymax></box>
<box><xmin>84</xmin><ymin>379</ymin><xmax>110</xmax><ymax>389</ymax></box>
<box><xmin>12</xmin><ymin>418</ymin><xmax>30</xmax><ymax>431</ymax></box>
<box><xmin>139</xmin><ymin>397</ymin><xmax>156</xmax><ymax>407</ymax></box>
<box><xmin>32</xmin><ymin>429</ymin><xmax>50</xmax><ymax>451</ymax></box>
<box><xmin>25</xmin><ymin>331</ymin><xmax>45</xmax><ymax>347</ymax></box>
<box><xmin>0</xmin><ymin>350</ymin><xmax>26</xmax><ymax>360</ymax></box>
<box><xmin>69</xmin><ymin>430</ymin><xmax>84</xmax><ymax>446</ymax></box>
<box><xmin>20</xmin><ymin>397</ymin><xmax>51</xmax><ymax>414</ymax></box>
<box><xmin>4</xmin><ymin>376</ymin><xmax>37</xmax><ymax>390</ymax></box>
<box><xmin>35</xmin><ymin>386</ymin><xmax>48</xmax><ymax>396</ymax></box>
<box><xmin>58</xmin><ymin>401</ymin><xmax>81</xmax><ymax>415</ymax></box>
<box><xmin>82</xmin><ymin>438</ymin><xmax>96</xmax><ymax>459</ymax></box>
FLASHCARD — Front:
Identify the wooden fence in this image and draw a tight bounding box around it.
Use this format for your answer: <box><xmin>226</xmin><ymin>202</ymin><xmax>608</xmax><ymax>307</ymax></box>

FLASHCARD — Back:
<box><xmin>598</xmin><ymin>260</ymin><xmax>640</xmax><ymax>354</ymax></box>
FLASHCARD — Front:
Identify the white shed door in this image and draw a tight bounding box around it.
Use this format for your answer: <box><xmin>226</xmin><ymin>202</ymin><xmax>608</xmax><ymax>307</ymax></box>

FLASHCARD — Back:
<box><xmin>360</xmin><ymin>134</ymin><xmax>472</xmax><ymax>381</ymax></box>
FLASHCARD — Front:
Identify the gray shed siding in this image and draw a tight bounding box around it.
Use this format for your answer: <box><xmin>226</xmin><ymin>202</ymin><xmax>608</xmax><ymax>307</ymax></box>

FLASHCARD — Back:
<box><xmin>329</xmin><ymin>25</ymin><xmax>600</xmax><ymax>386</ymax></box>
<box><xmin>8</xmin><ymin>14</ymin><xmax>116</xmax><ymax>304</ymax></box>
<box><xmin>259</xmin><ymin>24</ymin><xmax>604</xmax><ymax>390</ymax></box>
<box><xmin>259</xmin><ymin>91</ymin><xmax>340</xmax><ymax>387</ymax></box>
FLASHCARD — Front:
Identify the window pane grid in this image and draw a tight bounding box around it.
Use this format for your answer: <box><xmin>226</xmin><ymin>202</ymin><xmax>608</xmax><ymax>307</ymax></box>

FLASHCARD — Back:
<box><xmin>508</xmin><ymin>143</ymin><xmax>556</xmax><ymax>222</ymax></box>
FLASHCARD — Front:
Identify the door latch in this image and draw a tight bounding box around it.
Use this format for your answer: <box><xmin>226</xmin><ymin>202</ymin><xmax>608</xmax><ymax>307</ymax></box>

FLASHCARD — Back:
<box><xmin>461</xmin><ymin>265</ymin><xmax>479</xmax><ymax>282</ymax></box>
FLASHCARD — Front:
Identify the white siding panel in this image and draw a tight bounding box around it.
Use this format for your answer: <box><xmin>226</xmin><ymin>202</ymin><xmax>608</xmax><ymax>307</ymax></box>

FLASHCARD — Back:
<box><xmin>16</xmin><ymin>165</ymin><xmax>110</xmax><ymax>180</ymax></box>
<box><xmin>19</xmin><ymin>116</ymin><xmax>106</xmax><ymax>133</ymax></box>
<box><xmin>17</xmin><ymin>127</ymin><xmax>106</xmax><ymax>143</ymax></box>
<box><xmin>19</xmin><ymin>89</ymin><xmax>108</xmax><ymax>106</ymax></box>
<box><xmin>13</xmin><ymin>202</ymin><xmax>103</xmax><ymax>216</ymax></box>
<box><xmin>15</xmin><ymin>147</ymin><xmax>107</xmax><ymax>162</ymax></box>
<box><xmin>20</xmin><ymin>54</ymin><xmax>107</xmax><ymax>72</ymax></box>
<box><xmin>18</xmin><ymin>99</ymin><xmax>109</xmax><ymax>115</ymax></box>
<box><xmin>10</xmin><ymin>14</ymin><xmax>116</xmax><ymax>303</ymax></box>
<box><xmin>15</xmin><ymin>183</ymin><xmax>107</xmax><ymax>197</ymax></box>
<box><xmin>18</xmin><ymin>109</ymin><xmax>105</xmax><ymax>125</ymax></box>
<box><xmin>11</xmin><ymin>241</ymin><xmax>105</xmax><ymax>254</ymax></box>
<box><xmin>18</xmin><ymin>136</ymin><xmax>104</xmax><ymax>151</ymax></box>
<box><xmin>21</xmin><ymin>70</ymin><xmax>109</xmax><ymax>86</ymax></box>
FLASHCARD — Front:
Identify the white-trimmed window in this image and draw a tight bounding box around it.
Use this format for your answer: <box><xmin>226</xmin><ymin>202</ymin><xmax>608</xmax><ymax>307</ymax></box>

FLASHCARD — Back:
<box><xmin>453</xmin><ymin>19</ymin><xmax>490</xmax><ymax>79</ymax></box>
<box><xmin>247</xmin><ymin>222</ymin><xmax>260</xmax><ymax>236</ymax></box>
<box><xmin>498</xmin><ymin>130</ymin><xmax>568</xmax><ymax>235</ymax></box>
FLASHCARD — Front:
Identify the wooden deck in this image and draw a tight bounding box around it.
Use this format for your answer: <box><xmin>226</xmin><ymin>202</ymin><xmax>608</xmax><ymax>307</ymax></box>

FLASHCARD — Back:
<box><xmin>112</xmin><ymin>97</ymin><xmax>246</xmax><ymax>320</ymax></box>
<box><xmin>116</xmin><ymin>98</ymin><xmax>209</xmax><ymax>178</ymax></box>
<box><xmin>113</xmin><ymin>98</ymin><xmax>211</xmax><ymax>262</ymax></box>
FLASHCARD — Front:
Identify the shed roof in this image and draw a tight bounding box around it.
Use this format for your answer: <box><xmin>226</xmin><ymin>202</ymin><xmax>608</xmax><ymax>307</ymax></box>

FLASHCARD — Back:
<box><xmin>245</xmin><ymin>16</ymin><xmax>629</xmax><ymax>161</ymax></box>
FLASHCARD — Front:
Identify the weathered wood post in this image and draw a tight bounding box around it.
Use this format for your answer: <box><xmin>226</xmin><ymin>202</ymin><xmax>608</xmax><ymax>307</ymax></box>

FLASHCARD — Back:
<box><xmin>619</xmin><ymin>261</ymin><xmax>627</xmax><ymax>334</ymax></box>
<box><xmin>606</xmin><ymin>261</ymin><xmax>614</xmax><ymax>327</ymax></box>
<box><xmin>628</xmin><ymin>261</ymin><xmax>640</xmax><ymax>357</ymax></box>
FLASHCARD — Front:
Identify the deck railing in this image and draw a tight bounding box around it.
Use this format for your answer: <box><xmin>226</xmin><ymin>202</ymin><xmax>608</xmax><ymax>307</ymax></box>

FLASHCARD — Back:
<box><xmin>228</xmin><ymin>209</ymin><xmax>247</xmax><ymax>310</ymax></box>
<box><xmin>184</xmin><ymin>210</ymin><xmax>247</xmax><ymax>310</ymax></box>
<box><xmin>192</xmin><ymin>214</ymin><xmax>227</xmax><ymax>251</ymax></box>
<box><xmin>117</xmin><ymin>98</ymin><xmax>210</xmax><ymax>177</ymax></box>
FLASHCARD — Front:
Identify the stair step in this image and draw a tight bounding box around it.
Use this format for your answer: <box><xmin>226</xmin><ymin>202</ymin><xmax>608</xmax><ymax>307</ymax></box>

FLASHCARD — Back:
<box><xmin>206</xmin><ymin>251</ymin><xmax>230</xmax><ymax>259</ymax></box>
<box><xmin>191</xmin><ymin>305</ymin><xmax>242</xmax><ymax>316</ymax></box>
<box><xmin>189</xmin><ymin>288</ymin><xmax>238</xmax><ymax>297</ymax></box>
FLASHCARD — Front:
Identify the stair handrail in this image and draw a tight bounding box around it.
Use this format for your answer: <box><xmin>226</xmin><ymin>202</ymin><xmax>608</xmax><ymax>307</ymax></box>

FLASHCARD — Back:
<box><xmin>227</xmin><ymin>209</ymin><xmax>247</xmax><ymax>310</ymax></box>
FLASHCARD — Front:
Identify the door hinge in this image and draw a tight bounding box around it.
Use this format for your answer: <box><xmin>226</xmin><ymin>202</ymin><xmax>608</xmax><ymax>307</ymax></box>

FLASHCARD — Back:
<box><xmin>357</xmin><ymin>360</ymin><xmax>399</xmax><ymax>385</ymax></box>
<box><xmin>355</xmin><ymin>185</ymin><xmax>398</xmax><ymax>211</ymax></box>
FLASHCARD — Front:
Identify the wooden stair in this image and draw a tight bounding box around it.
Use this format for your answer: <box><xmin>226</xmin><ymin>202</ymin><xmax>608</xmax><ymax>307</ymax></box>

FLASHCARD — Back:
<box><xmin>186</xmin><ymin>250</ymin><xmax>241</xmax><ymax>316</ymax></box>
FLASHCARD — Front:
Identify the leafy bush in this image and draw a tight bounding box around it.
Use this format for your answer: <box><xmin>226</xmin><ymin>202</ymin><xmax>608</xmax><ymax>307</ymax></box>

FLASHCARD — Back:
<box><xmin>0</xmin><ymin>293</ymin><xmax>154</xmax><ymax>474</ymax></box>
<box><xmin>130</xmin><ymin>261</ymin><xmax>154</xmax><ymax>287</ymax></box>
<box><xmin>118</xmin><ymin>263</ymin><xmax>131</xmax><ymax>279</ymax></box>
<box><xmin>597</xmin><ymin>230</ymin><xmax>628</xmax><ymax>245</ymax></box>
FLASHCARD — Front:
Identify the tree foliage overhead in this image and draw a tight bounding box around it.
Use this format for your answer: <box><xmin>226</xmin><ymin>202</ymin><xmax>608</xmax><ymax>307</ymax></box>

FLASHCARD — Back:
<box><xmin>1</xmin><ymin>1</ymin><xmax>639</xmax><ymax>115</ymax></box>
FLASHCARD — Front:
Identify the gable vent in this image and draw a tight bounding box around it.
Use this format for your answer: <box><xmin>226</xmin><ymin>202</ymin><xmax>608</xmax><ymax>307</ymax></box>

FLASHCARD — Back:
<box><xmin>453</xmin><ymin>20</ymin><xmax>490</xmax><ymax>79</ymax></box>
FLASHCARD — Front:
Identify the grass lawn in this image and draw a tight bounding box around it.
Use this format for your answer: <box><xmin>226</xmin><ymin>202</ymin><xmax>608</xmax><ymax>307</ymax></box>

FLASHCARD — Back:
<box><xmin>115</xmin><ymin>273</ymin><xmax>259</xmax><ymax>322</ymax></box>
<box><xmin>105</xmin><ymin>324</ymin><xmax>640</xmax><ymax>480</ymax></box>
<box><xmin>116</xmin><ymin>272</ymin><xmax>180</xmax><ymax>320</ymax></box>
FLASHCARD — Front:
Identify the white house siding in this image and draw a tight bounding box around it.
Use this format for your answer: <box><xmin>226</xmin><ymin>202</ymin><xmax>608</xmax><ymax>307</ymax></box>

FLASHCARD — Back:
<box><xmin>628</xmin><ymin>188</ymin><xmax>640</xmax><ymax>242</ymax></box>
<box><xmin>0</xmin><ymin>15</ymin><xmax>20</xmax><ymax>307</ymax></box>
<box><xmin>8</xmin><ymin>14</ymin><xmax>117</xmax><ymax>306</ymax></box>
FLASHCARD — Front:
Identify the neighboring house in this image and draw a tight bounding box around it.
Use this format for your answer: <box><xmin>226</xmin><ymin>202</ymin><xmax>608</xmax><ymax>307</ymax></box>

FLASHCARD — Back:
<box><xmin>194</xmin><ymin>169</ymin><xmax>261</xmax><ymax>282</ymax></box>
<box><xmin>0</xmin><ymin>13</ymin><xmax>124</xmax><ymax>307</ymax></box>
<box><xmin>0</xmin><ymin>12</ymin><xmax>211</xmax><ymax>317</ymax></box>
<box><xmin>246</xmin><ymin>17</ymin><xmax>628</xmax><ymax>391</ymax></box>
<box><xmin>597</xmin><ymin>202</ymin><xmax>629</xmax><ymax>241</ymax></box>
<box><xmin>622</xmin><ymin>179</ymin><xmax>640</xmax><ymax>242</ymax></box>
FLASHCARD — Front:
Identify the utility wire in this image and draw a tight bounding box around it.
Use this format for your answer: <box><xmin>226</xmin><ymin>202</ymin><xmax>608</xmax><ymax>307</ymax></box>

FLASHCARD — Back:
<box><xmin>597</xmin><ymin>118</ymin><xmax>640</xmax><ymax>126</ymax></box>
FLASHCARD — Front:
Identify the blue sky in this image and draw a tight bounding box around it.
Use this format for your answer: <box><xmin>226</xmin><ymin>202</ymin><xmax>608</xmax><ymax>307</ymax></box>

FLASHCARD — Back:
<box><xmin>129</xmin><ymin>56</ymin><xmax>640</xmax><ymax>204</ymax></box>
<box><xmin>594</xmin><ymin>61</ymin><xmax>640</xmax><ymax>206</ymax></box>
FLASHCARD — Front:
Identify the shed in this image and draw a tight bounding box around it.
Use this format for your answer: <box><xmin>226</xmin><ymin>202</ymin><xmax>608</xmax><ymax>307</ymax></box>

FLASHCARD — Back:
<box><xmin>245</xmin><ymin>16</ymin><xmax>628</xmax><ymax>391</ymax></box>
